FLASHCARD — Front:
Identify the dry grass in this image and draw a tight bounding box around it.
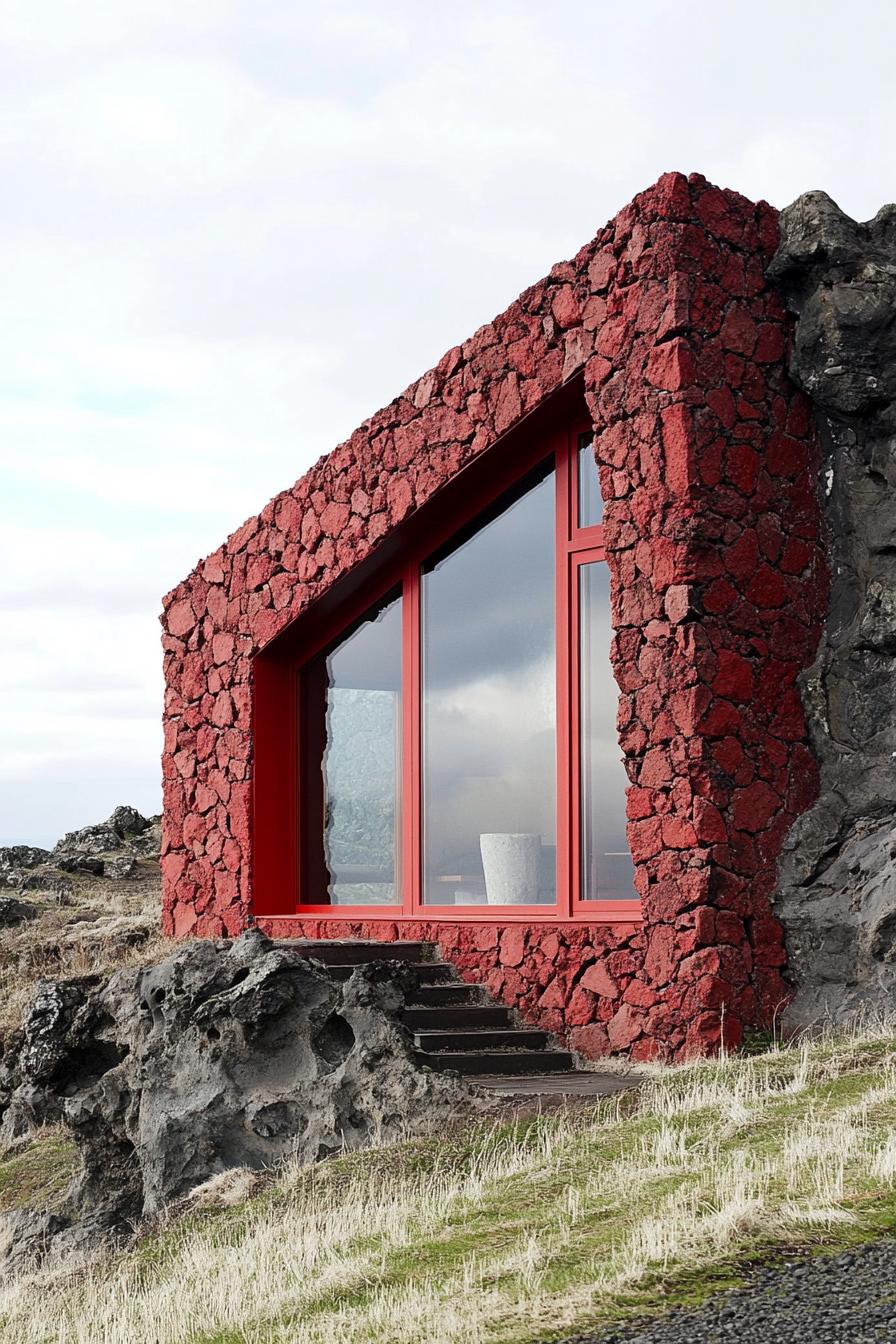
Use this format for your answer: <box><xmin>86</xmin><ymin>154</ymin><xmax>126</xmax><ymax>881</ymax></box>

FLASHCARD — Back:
<box><xmin>3</xmin><ymin>1025</ymin><xmax>896</xmax><ymax>1344</ymax></box>
<box><xmin>0</xmin><ymin>863</ymin><xmax>171</xmax><ymax>1038</ymax></box>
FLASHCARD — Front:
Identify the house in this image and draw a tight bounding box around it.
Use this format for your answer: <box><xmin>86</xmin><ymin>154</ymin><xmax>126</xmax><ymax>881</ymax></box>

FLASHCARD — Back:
<box><xmin>160</xmin><ymin>172</ymin><xmax>828</xmax><ymax>1061</ymax></box>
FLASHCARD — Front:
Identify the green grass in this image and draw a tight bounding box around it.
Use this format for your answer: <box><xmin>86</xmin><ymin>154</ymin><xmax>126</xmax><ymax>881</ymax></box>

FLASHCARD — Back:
<box><xmin>0</xmin><ymin>1130</ymin><xmax>76</xmax><ymax>1215</ymax></box>
<box><xmin>4</xmin><ymin>1029</ymin><xmax>896</xmax><ymax>1343</ymax></box>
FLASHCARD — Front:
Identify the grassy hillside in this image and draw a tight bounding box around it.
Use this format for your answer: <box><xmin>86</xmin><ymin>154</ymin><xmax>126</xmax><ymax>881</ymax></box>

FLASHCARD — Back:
<box><xmin>3</xmin><ymin>1026</ymin><xmax>896</xmax><ymax>1344</ymax></box>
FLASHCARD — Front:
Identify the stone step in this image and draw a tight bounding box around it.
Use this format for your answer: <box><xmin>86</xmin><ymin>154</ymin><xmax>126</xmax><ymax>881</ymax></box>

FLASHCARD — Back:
<box><xmin>409</xmin><ymin>983</ymin><xmax>487</xmax><ymax>1007</ymax></box>
<box><xmin>414</xmin><ymin>1028</ymin><xmax>550</xmax><ymax>1053</ymax></box>
<box><xmin>402</xmin><ymin>1004</ymin><xmax>515</xmax><ymax>1031</ymax></box>
<box><xmin>274</xmin><ymin>935</ymin><xmax>621</xmax><ymax>1091</ymax></box>
<box><xmin>325</xmin><ymin>961</ymin><xmax>457</xmax><ymax>985</ymax></box>
<box><xmin>292</xmin><ymin>939</ymin><xmax>433</xmax><ymax>965</ymax></box>
<box><xmin>416</xmin><ymin>1049</ymin><xmax>575</xmax><ymax>1076</ymax></box>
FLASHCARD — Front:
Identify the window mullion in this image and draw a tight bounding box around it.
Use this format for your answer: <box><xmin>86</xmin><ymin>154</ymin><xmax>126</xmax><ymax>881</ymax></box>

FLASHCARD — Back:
<box><xmin>401</xmin><ymin>564</ymin><xmax>422</xmax><ymax>917</ymax></box>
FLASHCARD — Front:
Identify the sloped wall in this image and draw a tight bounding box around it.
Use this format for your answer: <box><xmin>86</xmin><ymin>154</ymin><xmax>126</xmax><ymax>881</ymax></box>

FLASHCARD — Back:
<box><xmin>161</xmin><ymin>173</ymin><xmax>826</xmax><ymax>1058</ymax></box>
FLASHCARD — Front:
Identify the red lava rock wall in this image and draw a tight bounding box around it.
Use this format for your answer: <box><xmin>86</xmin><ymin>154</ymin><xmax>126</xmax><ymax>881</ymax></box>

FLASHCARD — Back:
<box><xmin>160</xmin><ymin>172</ymin><xmax>828</xmax><ymax>1060</ymax></box>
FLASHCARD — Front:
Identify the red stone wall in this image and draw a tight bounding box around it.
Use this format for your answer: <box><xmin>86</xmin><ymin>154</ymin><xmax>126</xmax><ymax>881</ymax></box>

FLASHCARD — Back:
<box><xmin>584</xmin><ymin>175</ymin><xmax>828</xmax><ymax>1052</ymax></box>
<box><xmin>160</xmin><ymin>172</ymin><xmax>828</xmax><ymax>1060</ymax></box>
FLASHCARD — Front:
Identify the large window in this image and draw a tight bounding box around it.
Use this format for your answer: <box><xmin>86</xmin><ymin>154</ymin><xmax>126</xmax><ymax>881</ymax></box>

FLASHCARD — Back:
<box><xmin>422</xmin><ymin>464</ymin><xmax>556</xmax><ymax>906</ymax></box>
<box><xmin>292</xmin><ymin>417</ymin><xmax>640</xmax><ymax>920</ymax></box>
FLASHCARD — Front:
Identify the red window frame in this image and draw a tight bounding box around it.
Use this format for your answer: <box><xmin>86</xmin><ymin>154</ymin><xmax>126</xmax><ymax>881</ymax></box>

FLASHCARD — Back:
<box><xmin>253</xmin><ymin>406</ymin><xmax>642</xmax><ymax>925</ymax></box>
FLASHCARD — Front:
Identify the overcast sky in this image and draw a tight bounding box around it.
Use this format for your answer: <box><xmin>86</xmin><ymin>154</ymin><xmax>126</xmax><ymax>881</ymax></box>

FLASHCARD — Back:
<box><xmin>0</xmin><ymin>0</ymin><xmax>892</xmax><ymax>847</ymax></box>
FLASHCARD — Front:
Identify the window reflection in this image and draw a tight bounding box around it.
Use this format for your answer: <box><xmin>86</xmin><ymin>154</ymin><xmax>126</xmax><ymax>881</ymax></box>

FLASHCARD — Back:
<box><xmin>580</xmin><ymin>562</ymin><xmax>636</xmax><ymax>900</ymax></box>
<box><xmin>318</xmin><ymin>592</ymin><xmax>402</xmax><ymax>905</ymax></box>
<box><xmin>422</xmin><ymin>464</ymin><xmax>556</xmax><ymax>905</ymax></box>
<box><xmin>578</xmin><ymin>432</ymin><xmax>603</xmax><ymax>528</ymax></box>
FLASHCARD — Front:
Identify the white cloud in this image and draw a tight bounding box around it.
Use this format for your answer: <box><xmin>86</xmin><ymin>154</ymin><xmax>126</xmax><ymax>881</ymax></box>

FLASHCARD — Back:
<box><xmin>1</xmin><ymin>0</ymin><xmax>894</xmax><ymax>843</ymax></box>
<box><xmin>0</xmin><ymin>0</ymin><xmax>227</xmax><ymax>55</ymax></box>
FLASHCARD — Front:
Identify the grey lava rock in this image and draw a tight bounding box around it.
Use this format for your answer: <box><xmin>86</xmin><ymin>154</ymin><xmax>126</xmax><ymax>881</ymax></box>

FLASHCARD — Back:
<box><xmin>15</xmin><ymin>978</ymin><xmax>107</xmax><ymax>1090</ymax></box>
<box><xmin>1</xmin><ymin>808</ymin><xmax>158</xmax><ymax>906</ymax></box>
<box><xmin>771</xmin><ymin>192</ymin><xmax>896</xmax><ymax>1023</ymax></box>
<box><xmin>0</xmin><ymin>1083</ymin><xmax>64</xmax><ymax>1142</ymax></box>
<box><xmin>55</xmin><ymin>854</ymin><xmax>105</xmax><ymax>877</ymax></box>
<box><xmin>107</xmin><ymin>806</ymin><xmax>151</xmax><ymax>838</ymax></box>
<box><xmin>0</xmin><ymin>978</ymin><xmax>110</xmax><ymax>1143</ymax></box>
<box><xmin>0</xmin><ymin>846</ymin><xmax>49</xmax><ymax>874</ymax></box>
<box><xmin>0</xmin><ymin>1211</ymin><xmax>69</xmax><ymax>1277</ymax></box>
<box><xmin>0</xmin><ymin>896</ymin><xmax>39</xmax><ymax>928</ymax></box>
<box><xmin>102</xmin><ymin>856</ymin><xmax>140</xmax><ymax>881</ymax></box>
<box><xmin>52</xmin><ymin>826</ymin><xmax>121</xmax><ymax>859</ymax></box>
<box><xmin>128</xmin><ymin>817</ymin><xmax>161</xmax><ymax>858</ymax></box>
<box><xmin>19</xmin><ymin>871</ymin><xmax>73</xmax><ymax>901</ymax></box>
<box><xmin>49</xmin><ymin>806</ymin><xmax>159</xmax><ymax>872</ymax></box>
<box><xmin>0</xmin><ymin>932</ymin><xmax>475</xmax><ymax>1261</ymax></box>
<box><xmin>0</xmin><ymin>846</ymin><xmax>51</xmax><ymax>893</ymax></box>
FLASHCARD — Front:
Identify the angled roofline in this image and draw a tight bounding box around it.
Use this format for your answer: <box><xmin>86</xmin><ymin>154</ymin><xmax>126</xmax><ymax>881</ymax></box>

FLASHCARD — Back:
<box><xmin>162</xmin><ymin>171</ymin><xmax>777</xmax><ymax>635</ymax></box>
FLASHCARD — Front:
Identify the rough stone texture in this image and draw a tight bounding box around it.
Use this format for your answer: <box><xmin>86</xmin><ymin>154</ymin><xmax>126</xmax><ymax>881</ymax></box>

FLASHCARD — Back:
<box><xmin>160</xmin><ymin>173</ymin><xmax>826</xmax><ymax>1059</ymax></box>
<box><xmin>53</xmin><ymin>805</ymin><xmax>153</xmax><ymax>860</ymax></box>
<box><xmin>1</xmin><ymin>808</ymin><xmax>162</xmax><ymax>898</ymax></box>
<box><xmin>0</xmin><ymin>846</ymin><xmax>52</xmax><ymax>892</ymax></box>
<box><xmin>0</xmin><ymin>1210</ymin><xmax>68</xmax><ymax>1278</ymax></box>
<box><xmin>53</xmin><ymin>826</ymin><xmax>122</xmax><ymax>858</ymax></box>
<box><xmin>0</xmin><ymin>932</ymin><xmax>474</xmax><ymax>1258</ymax></box>
<box><xmin>103</xmin><ymin>856</ymin><xmax>141</xmax><ymax>881</ymax></box>
<box><xmin>19</xmin><ymin>870</ymin><xmax>74</xmax><ymax>901</ymax></box>
<box><xmin>0</xmin><ymin>846</ymin><xmax>49</xmax><ymax>875</ymax></box>
<box><xmin>129</xmin><ymin>817</ymin><xmax>162</xmax><ymax>857</ymax></box>
<box><xmin>0</xmin><ymin>979</ymin><xmax>102</xmax><ymax>1141</ymax></box>
<box><xmin>55</xmin><ymin>854</ymin><xmax>105</xmax><ymax>877</ymax></box>
<box><xmin>0</xmin><ymin>897</ymin><xmax>39</xmax><ymax>928</ymax></box>
<box><xmin>771</xmin><ymin>192</ymin><xmax>896</xmax><ymax>1022</ymax></box>
<box><xmin>107</xmin><ymin>806</ymin><xmax>153</xmax><ymax>838</ymax></box>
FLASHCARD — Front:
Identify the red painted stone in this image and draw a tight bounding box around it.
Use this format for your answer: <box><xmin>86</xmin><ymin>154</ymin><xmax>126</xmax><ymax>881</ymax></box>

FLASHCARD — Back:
<box><xmin>732</xmin><ymin>780</ymin><xmax>781</xmax><ymax>833</ymax></box>
<box><xmin>607</xmin><ymin>1002</ymin><xmax>647</xmax><ymax>1050</ymax></box>
<box><xmin>569</xmin><ymin>1022</ymin><xmax>610</xmax><ymax>1058</ymax></box>
<box><xmin>580</xmin><ymin>961</ymin><xmax>619</xmax><ymax>998</ymax></box>
<box><xmin>499</xmin><ymin>925</ymin><xmax>527</xmax><ymax>968</ymax></box>
<box><xmin>712</xmin><ymin>650</ymin><xmax>754</xmax><ymax>702</ymax></box>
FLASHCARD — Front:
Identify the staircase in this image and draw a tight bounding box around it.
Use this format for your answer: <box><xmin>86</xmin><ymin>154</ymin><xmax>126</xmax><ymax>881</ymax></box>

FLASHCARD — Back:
<box><xmin>289</xmin><ymin>938</ymin><xmax>584</xmax><ymax>1087</ymax></box>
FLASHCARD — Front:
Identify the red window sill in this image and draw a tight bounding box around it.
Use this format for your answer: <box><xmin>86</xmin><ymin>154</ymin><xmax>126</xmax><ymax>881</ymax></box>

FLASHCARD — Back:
<box><xmin>261</xmin><ymin>901</ymin><xmax>643</xmax><ymax>925</ymax></box>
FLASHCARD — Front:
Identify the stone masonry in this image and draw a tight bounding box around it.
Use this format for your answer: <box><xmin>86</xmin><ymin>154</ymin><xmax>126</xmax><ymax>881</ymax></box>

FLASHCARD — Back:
<box><xmin>161</xmin><ymin>173</ymin><xmax>827</xmax><ymax>1060</ymax></box>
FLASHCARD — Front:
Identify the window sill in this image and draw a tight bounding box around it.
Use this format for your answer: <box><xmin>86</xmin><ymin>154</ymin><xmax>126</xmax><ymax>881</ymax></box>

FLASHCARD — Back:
<box><xmin>260</xmin><ymin>902</ymin><xmax>643</xmax><ymax>926</ymax></box>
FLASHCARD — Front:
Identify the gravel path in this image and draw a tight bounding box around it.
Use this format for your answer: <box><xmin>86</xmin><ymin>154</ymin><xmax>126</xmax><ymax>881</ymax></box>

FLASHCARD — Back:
<box><xmin>565</xmin><ymin>1241</ymin><xmax>896</xmax><ymax>1344</ymax></box>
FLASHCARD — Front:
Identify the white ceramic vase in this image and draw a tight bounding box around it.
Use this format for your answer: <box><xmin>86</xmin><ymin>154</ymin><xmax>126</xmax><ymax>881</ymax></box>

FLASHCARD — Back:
<box><xmin>479</xmin><ymin>833</ymin><xmax>541</xmax><ymax>905</ymax></box>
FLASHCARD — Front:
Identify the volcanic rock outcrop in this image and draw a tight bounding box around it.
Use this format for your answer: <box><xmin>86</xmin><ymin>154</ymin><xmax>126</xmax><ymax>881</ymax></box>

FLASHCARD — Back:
<box><xmin>0</xmin><ymin>931</ymin><xmax>473</xmax><ymax>1269</ymax></box>
<box><xmin>0</xmin><ymin>806</ymin><xmax>160</xmax><ymax>898</ymax></box>
<box><xmin>771</xmin><ymin>193</ymin><xmax>896</xmax><ymax>1021</ymax></box>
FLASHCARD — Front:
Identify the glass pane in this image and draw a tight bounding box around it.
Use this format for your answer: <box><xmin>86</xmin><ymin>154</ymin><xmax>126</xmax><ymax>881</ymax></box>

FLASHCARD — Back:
<box><xmin>579</xmin><ymin>562</ymin><xmax>636</xmax><ymax>900</ymax></box>
<box><xmin>320</xmin><ymin>592</ymin><xmax>402</xmax><ymax>905</ymax></box>
<box><xmin>578</xmin><ymin>432</ymin><xmax>603</xmax><ymax>528</ymax></box>
<box><xmin>422</xmin><ymin>463</ymin><xmax>556</xmax><ymax>906</ymax></box>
